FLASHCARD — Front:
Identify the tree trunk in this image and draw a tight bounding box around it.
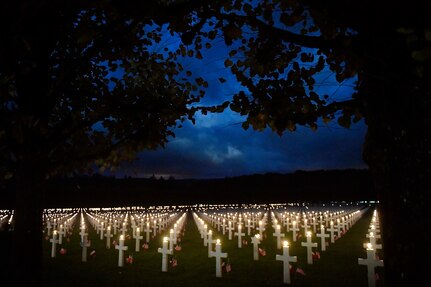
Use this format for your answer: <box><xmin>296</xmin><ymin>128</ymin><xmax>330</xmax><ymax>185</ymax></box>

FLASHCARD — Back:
<box><xmin>362</xmin><ymin>19</ymin><xmax>431</xmax><ymax>287</ymax></box>
<box><xmin>12</xmin><ymin>159</ymin><xmax>46</xmax><ymax>286</ymax></box>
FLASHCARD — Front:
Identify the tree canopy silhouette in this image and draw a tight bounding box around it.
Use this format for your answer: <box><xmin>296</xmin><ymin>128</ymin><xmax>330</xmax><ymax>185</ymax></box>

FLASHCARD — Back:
<box><xmin>1</xmin><ymin>1</ymin><xmax>430</xmax><ymax>286</ymax></box>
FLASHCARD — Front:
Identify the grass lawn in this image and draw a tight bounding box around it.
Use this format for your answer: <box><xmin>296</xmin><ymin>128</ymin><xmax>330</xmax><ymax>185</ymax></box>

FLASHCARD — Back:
<box><xmin>42</xmin><ymin>207</ymin><xmax>384</xmax><ymax>287</ymax></box>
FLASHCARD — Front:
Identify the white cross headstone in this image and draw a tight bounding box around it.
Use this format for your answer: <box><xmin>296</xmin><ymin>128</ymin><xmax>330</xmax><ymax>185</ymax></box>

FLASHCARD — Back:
<box><xmin>50</xmin><ymin>230</ymin><xmax>59</xmax><ymax>258</ymax></box>
<box><xmin>364</xmin><ymin>232</ymin><xmax>382</xmax><ymax>250</ymax></box>
<box><xmin>105</xmin><ymin>226</ymin><xmax>113</xmax><ymax>249</ymax></box>
<box><xmin>158</xmin><ymin>237</ymin><xmax>173</xmax><ymax>272</ymax></box>
<box><xmin>134</xmin><ymin>227</ymin><xmax>143</xmax><ymax>252</ymax></box>
<box><xmin>203</xmin><ymin>224</ymin><xmax>209</xmax><ymax>246</ymax></box>
<box><xmin>317</xmin><ymin>225</ymin><xmax>330</xmax><ymax>251</ymax></box>
<box><xmin>99</xmin><ymin>222</ymin><xmax>105</xmax><ymax>240</ymax></box>
<box><xmin>221</xmin><ymin>219</ymin><xmax>227</xmax><ymax>235</ymax></box>
<box><xmin>251</xmin><ymin>234</ymin><xmax>261</xmax><ymax>261</ymax></box>
<box><xmin>144</xmin><ymin>222</ymin><xmax>152</xmax><ymax>243</ymax></box>
<box><xmin>227</xmin><ymin>221</ymin><xmax>234</xmax><ymax>240</ymax></box>
<box><xmin>153</xmin><ymin>220</ymin><xmax>158</xmax><ymax>235</ymax></box>
<box><xmin>245</xmin><ymin>219</ymin><xmax>253</xmax><ymax>236</ymax></box>
<box><xmin>81</xmin><ymin>235</ymin><xmax>91</xmax><ymax>262</ymax></box>
<box><xmin>207</xmin><ymin>230</ymin><xmax>216</xmax><ymax>257</ymax></box>
<box><xmin>327</xmin><ymin>221</ymin><xmax>336</xmax><ymax>243</ymax></box>
<box><xmin>79</xmin><ymin>225</ymin><xmax>88</xmax><ymax>243</ymax></box>
<box><xmin>209</xmin><ymin>239</ymin><xmax>228</xmax><ymax>278</ymax></box>
<box><xmin>358</xmin><ymin>244</ymin><xmax>384</xmax><ymax>287</ymax></box>
<box><xmin>273</xmin><ymin>224</ymin><xmax>285</xmax><ymax>249</ymax></box>
<box><xmin>276</xmin><ymin>241</ymin><xmax>297</xmax><ymax>284</ymax></box>
<box><xmin>169</xmin><ymin>229</ymin><xmax>175</xmax><ymax>252</ymax></box>
<box><xmin>46</xmin><ymin>221</ymin><xmax>52</xmax><ymax>236</ymax></box>
<box><xmin>301</xmin><ymin>231</ymin><xmax>318</xmax><ymax>264</ymax></box>
<box><xmin>292</xmin><ymin>221</ymin><xmax>299</xmax><ymax>242</ymax></box>
<box><xmin>58</xmin><ymin>224</ymin><xmax>65</xmax><ymax>245</ymax></box>
<box><xmin>115</xmin><ymin>235</ymin><xmax>128</xmax><ymax>267</ymax></box>
<box><xmin>235</xmin><ymin>224</ymin><xmax>245</xmax><ymax>248</ymax></box>
<box><xmin>120</xmin><ymin>222</ymin><xmax>127</xmax><ymax>237</ymax></box>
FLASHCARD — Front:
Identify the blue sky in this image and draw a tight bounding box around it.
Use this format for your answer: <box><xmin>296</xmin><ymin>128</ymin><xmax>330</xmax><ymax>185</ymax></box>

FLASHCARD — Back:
<box><xmin>107</xmin><ymin>23</ymin><xmax>367</xmax><ymax>179</ymax></box>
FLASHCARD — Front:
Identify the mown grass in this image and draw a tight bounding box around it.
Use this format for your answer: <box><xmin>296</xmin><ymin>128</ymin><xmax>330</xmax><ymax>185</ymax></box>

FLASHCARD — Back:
<box><xmin>42</xmin><ymin>208</ymin><xmax>384</xmax><ymax>287</ymax></box>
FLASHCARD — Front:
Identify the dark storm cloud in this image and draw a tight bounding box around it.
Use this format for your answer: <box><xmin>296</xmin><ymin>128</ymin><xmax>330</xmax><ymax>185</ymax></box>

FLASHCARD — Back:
<box><xmin>114</xmin><ymin>110</ymin><xmax>367</xmax><ymax>179</ymax></box>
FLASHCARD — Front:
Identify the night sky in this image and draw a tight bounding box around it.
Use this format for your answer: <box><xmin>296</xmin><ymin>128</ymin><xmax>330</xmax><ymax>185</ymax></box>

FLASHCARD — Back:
<box><xmin>108</xmin><ymin>30</ymin><xmax>367</xmax><ymax>179</ymax></box>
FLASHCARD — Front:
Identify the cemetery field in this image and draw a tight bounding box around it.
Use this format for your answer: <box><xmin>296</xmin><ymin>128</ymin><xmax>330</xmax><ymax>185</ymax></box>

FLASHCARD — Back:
<box><xmin>37</xmin><ymin>204</ymin><xmax>384</xmax><ymax>287</ymax></box>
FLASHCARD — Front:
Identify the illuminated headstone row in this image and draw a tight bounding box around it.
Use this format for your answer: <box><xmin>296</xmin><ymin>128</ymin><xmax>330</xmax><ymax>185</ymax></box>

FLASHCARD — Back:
<box><xmin>358</xmin><ymin>209</ymin><xmax>384</xmax><ymax>287</ymax></box>
<box><xmin>193</xmin><ymin>203</ymin><xmax>368</xmax><ymax>282</ymax></box>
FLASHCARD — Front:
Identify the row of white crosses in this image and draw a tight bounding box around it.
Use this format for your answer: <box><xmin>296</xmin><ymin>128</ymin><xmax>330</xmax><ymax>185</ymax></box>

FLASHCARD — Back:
<box><xmin>44</xmin><ymin>210</ymin><xmax>78</xmax><ymax>237</ymax></box>
<box><xmin>0</xmin><ymin>210</ymin><xmax>13</xmax><ymax>227</ymax></box>
<box><xmin>358</xmin><ymin>209</ymin><xmax>384</xmax><ymax>287</ymax></box>
<box><xmin>193</xmin><ymin>213</ymin><xmax>228</xmax><ymax>278</ymax></box>
<box><xmin>157</xmin><ymin>213</ymin><xmax>187</xmax><ymax>272</ymax></box>
<box><xmin>48</xmin><ymin>211</ymin><xmax>79</xmax><ymax>258</ymax></box>
<box><xmin>196</xmin><ymin>208</ymin><xmax>303</xmax><ymax>283</ymax></box>
<box><xmin>85</xmin><ymin>209</ymin><xmax>173</xmax><ymax>249</ymax></box>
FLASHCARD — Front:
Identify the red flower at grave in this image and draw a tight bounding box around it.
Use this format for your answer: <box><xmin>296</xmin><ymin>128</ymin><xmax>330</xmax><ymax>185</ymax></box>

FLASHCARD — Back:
<box><xmin>126</xmin><ymin>255</ymin><xmax>133</xmax><ymax>264</ymax></box>
<box><xmin>296</xmin><ymin>267</ymin><xmax>306</xmax><ymax>276</ymax></box>
<box><xmin>171</xmin><ymin>258</ymin><xmax>178</xmax><ymax>267</ymax></box>
<box><xmin>226</xmin><ymin>263</ymin><xmax>232</xmax><ymax>273</ymax></box>
<box><xmin>258</xmin><ymin>248</ymin><xmax>266</xmax><ymax>256</ymax></box>
<box><xmin>312</xmin><ymin>252</ymin><xmax>321</xmax><ymax>260</ymax></box>
<box><xmin>143</xmin><ymin>243</ymin><xmax>149</xmax><ymax>250</ymax></box>
<box><xmin>175</xmin><ymin>245</ymin><xmax>182</xmax><ymax>251</ymax></box>
<box><xmin>90</xmin><ymin>250</ymin><xmax>96</xmax><ymax>257</ymax></box>
<box><xmin>60</xmin><ymin>248</ymin><xmax>67</xmax><ymax>255</ymax></box>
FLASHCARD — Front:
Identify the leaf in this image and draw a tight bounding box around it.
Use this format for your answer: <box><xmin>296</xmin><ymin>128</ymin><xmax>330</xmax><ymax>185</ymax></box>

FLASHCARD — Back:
<box><xmin>4</xmin><ymin>172</ymin><xmax>13</xmax><ymax>180</ymax></box>
<box><xmin>412</xmin><ymin>48</ymin><xmax>431</xmax><ymax>61</ymax></box>
<box><xmin>224</xmin><ymin>59</ymin><xmax>233</xmax><ymax>67</ymax></box>
<box><xmin>337</xmin><ymin>115</ymin><xmax>351</xmax><ymax>128</ymax></box>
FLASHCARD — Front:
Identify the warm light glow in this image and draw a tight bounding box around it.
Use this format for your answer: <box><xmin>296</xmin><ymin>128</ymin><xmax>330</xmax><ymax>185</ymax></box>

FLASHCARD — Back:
<box><xmin>259</xmin><ymin>220</ymin><xmax>262</xmax><ymax>225</ymax></box>
<box><xmin>216</xmin><ymin>239</ymin><xmax>221</xmax><ymax>245</ymax></box>
<box><xmin>330</xmin><ymin>221</ymin><xmax>334</xmax><ymax>225</ymax></box>
<box><xmin>276</xmin><ymin>224</ymin><xmax>280</xmax><ymax>229</ymax></box>
<box><xmin>255</xmin><ymin>234</ymin><xmax>260</xmax><ymax>239</ymax></box>
<box><xmin>283</xmin><ymin>241</ymin><xmax>289</xmax><ymax>248</ymax></box>
<box><xmin>120</xmin><ymin>235</ymin><xmax>124</xmax><ymax>241</ymax></box>
<box><xmin>307</xmin><ymin>231</ymin><xmax>312</xmax><ymax>237</ymax></box>
<box><xmin>369</xmin><ymin>232</ymin><xmax>374</xmax><ymax>237</ymax></box>
<box><xmin>137</xmin><ymin>227</ymin><xmax>140</xmax><ymax>232</ymax></box>
<box><xmin>163</xmin><ymin>236</ymin><xmax>168</xmax><ymax>242</ymax></box>
<box><xmin>53</xmin><ymin>230</ymin><xmax>57</xmax><ymax>235</ymax></box>
<box><xmin>366</xmin><ymin>243</ymin><xmax>373</xmax><ymax>250</ymax></box>
<box><xmin>321</xmin><ymin>225</ymin><xmax>324</xmax><ymax>229</ymax></box>
<box><xmin>209</xmin><ymin>230</ymin><xmax>212</xmax><ymax>235</ymax></box>
<box><xmin>170</xmin><ymin>229</ymin><xmax>173</xmax><ymax>233</ymax></box>
<box><xmin>107</xmin><ymin>226</ymin><xmax>111</xmax><ymax>230</ymax></box>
